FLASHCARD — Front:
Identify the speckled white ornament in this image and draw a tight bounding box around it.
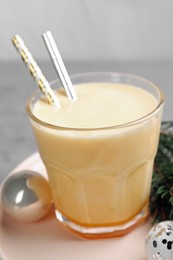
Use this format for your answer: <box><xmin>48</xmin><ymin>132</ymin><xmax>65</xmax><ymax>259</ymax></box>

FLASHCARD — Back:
<box><xmin>1</xmin><ymin>170</ymin><xmax>53</xmax><ymax>222</ymax></box>
<box><xmin>146</xmin><ymin>221</ymin><xmax>173</xmax><ymax>260</ymax></box>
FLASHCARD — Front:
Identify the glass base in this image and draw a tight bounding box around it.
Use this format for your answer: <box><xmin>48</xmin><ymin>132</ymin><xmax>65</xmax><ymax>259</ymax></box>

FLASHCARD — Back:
<box><xmin>55</xmin><ymin>204</ymin><xmax>149</xmax><ymax>239</ymax></box>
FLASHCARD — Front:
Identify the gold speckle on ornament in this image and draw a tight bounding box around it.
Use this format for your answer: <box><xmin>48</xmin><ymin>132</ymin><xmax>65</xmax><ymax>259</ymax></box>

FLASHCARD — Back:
<box><xmin>155</xmin><ymin>228</ymin><xmax>166</xmax><ymax>238</ymax></box>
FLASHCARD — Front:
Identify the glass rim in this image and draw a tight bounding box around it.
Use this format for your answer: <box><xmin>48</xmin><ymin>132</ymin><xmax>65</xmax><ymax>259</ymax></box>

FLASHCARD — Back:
<box><xmin>26</xmin><ymin>71</ymin><xmax>164</xmax><ymax>132</ymax></box>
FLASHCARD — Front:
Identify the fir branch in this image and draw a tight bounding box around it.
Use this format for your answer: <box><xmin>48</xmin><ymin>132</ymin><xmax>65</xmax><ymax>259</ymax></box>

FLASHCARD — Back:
<box><xmin>149</xmin><ymin>121</ymin><xmax>173</xmax><ymax>223</ymax></box>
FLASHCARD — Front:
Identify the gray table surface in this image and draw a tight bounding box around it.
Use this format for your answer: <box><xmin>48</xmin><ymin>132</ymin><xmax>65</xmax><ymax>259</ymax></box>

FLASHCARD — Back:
<box><xmin>0</xmin><ymin>60</ymin><xmax>173</xmax><ymax>184</ymax></box>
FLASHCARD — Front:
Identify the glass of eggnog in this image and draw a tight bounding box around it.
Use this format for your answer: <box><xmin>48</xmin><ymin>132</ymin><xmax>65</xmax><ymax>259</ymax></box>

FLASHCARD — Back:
<box><xmin>26</xmin><ymin>72</ymin><xmax>164</xmax><ymax>239</ymax></box>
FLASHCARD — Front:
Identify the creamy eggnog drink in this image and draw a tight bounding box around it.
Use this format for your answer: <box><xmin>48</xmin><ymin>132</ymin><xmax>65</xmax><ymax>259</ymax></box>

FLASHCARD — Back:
<box><xmin>27</xmin><ymin>72</ymin><xmax>164</xmax><ymax>238</ymax></box>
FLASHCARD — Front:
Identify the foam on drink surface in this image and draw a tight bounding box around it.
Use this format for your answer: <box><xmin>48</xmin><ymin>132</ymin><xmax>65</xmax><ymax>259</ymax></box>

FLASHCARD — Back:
<box><xmin>33</xmin><ymin>83</ymin><xmax>158</xmax><ymax>128</ymax></box>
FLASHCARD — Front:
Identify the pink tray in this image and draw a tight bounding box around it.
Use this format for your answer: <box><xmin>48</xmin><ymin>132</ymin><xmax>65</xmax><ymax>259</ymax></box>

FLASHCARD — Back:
<box><xmin>0</xmin><ymin>152</ymin><xmax>150</xmax><ymax>260</ymax></box>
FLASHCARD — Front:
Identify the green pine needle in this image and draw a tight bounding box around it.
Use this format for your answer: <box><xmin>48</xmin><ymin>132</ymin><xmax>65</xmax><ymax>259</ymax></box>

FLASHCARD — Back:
<box><xmin>149</xmin><ymin>121</ymin><xmax>173</xmax><ymax>223</ymax></box>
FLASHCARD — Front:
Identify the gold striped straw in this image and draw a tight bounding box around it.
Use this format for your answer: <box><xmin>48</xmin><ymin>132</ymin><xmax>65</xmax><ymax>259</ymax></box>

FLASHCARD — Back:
<box><xmin>12</xmin><ymin>35</ymin><xmax>61</xmax><ymax>108</ymax></box>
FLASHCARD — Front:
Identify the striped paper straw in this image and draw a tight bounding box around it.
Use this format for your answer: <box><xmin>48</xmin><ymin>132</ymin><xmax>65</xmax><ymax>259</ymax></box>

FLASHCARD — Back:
<box><xmin>42</xmin><ymin>31</ymin><xmax>77</xmax><ymax>100</ymax></box>
<box><xmin>12</xmin><ymin>35</ymin><xmax>61</xmax><ymax>108</ymax></box>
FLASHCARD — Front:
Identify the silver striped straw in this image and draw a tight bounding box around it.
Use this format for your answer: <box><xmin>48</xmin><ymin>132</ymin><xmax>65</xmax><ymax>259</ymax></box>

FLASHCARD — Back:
<box><xmin>42</xmin><ymin>31</ymin><xmax>77</xmax><ymax>101</ymax></box>
<box><xmin>12</xmin><ymin>35</ymin><xmax>61</xmax><ymax>108</ymax></box>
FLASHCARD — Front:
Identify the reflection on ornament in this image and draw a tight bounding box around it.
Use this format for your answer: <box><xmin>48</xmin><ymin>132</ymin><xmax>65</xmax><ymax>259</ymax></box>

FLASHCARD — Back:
<box><xmin>146</xmin><ymin>221</ymin><xmax>173</xmax><ymax>260</ymax></box>
<box><xmin>1</xmin><ymin>170</ymin><xmax>53</xmax><ymax>222</ymax></box>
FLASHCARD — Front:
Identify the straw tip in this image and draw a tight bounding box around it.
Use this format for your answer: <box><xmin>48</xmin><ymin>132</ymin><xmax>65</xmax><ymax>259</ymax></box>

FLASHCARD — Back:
<box><xmin>45</xmin><ymin>30</ymin><xmax>52</xmax><ymax>34</ymax></box>
<box><xmin>12</xmin><ymin>34</ymin><xmax>22</xmax><ymax>46</ymax></box>
<box><xmin>42</xmin><ymin>31</ymin><xmax>52</xmax><ymax>38</ymax></box>
<box><xmin>12</xmin><ymin>34</ymin><xmax>19</xmax><ymax>40</ymax></box>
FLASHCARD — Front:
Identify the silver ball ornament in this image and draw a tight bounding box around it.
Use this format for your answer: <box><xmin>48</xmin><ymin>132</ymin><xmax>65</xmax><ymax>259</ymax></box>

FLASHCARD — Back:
<box><xmin>146</xmin><ymin>221</ymin><xmax>173</xmax><ymax>260</ymax></box>
<box><xmin>1</xmin><ymin>170</ymin><xmax>52</xmax><ymax>222</ymax></box>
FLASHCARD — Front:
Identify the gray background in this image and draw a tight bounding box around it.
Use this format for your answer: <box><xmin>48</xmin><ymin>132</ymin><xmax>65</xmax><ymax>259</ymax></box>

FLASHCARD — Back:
<box><xmin>0</xmin><ymin>0</ymin><xmax>173</xmax><ymax>62</ymax></box>
<box><xmin>0</xmin><ymin>0</ymin><xmax>173</xmax><ymax>183</ymax></box>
